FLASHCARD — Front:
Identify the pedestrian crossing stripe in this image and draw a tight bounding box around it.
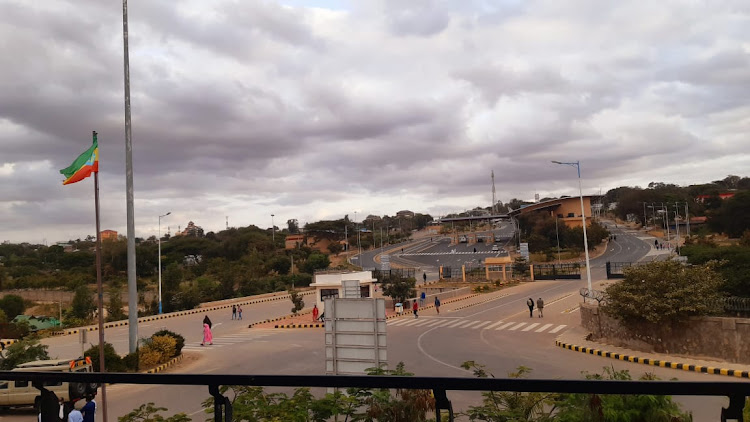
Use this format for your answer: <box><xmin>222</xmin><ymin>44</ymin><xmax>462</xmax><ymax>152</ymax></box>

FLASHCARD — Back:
<box><xmin>386</xmin><ymin>318</ymin><xmax>566</xmax><ymax>334</ymax></box>
<box><xmin>399</xmin><ymin>251</ymin><xmax>500</xmax><ymax>256</ymax></box>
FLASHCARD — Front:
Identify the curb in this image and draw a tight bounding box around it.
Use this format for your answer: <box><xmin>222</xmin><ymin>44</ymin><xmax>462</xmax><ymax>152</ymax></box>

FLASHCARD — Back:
<box><xmin>1</xmin><ymin>339</ymin><xmax>19</xmax><ymax>347</ymax></box>
<box><xmin>274</xmin><ymin>323</ymin><xmax>325</xmax><ymax>329</ymax></box>
<box><xmin>555</xmin><ymin>340</ymin><xmax>750</xmax><ymax>379</ymax></box>
<box><xmin>144</xmin><ymin>354</ymin><xmax>183</xmax><ymax>374</ymax></box>
<box><xmin>52</xmin><ymin>291</ymin><xmax>315</xmax><ymax>337</ymax></box>
<box><xmin>248</xmin><ymin>309</ymin><xmax>313</xmax><ymax>328</ymax></box>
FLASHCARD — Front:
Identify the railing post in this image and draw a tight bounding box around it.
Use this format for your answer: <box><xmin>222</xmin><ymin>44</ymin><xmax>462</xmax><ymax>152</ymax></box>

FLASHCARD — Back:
<box><xmin>433</xmin><ymin>389</ymin><xmax>454</xmax><ymax>422</ymax></box>
<box><xmin>209</xmin><ymin>385</ymin><xmax>232</xmax><ymax>422</ymax></box>
<box><xmin>721</xmin><ymin>394</ymin><xmax>746</xmax><ymax>422</ymax></box>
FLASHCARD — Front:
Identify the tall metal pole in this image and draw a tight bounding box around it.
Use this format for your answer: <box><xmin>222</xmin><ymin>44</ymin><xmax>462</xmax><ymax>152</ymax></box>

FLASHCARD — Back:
<box><xmin>555</xmin><ymin>216</ymin><xmax>561</xmax><ymax>265</ymax></box>
<box><xmin>93</xmin><ymin>149</ymin><xmax>109</xmax><ymax>422</ymax></box>
<box><xmin>685</xmin><ymin>202</ymin><xmax>690</xmax><ymax>236</ymax></box>
<box><xmin>642</xmin><ymin>202</ymin><xmax>647</xmax><ymax>229</ymax></box>
<box><xmin>673</xmin><ymin>203</ymin><xmax>680</xmax><ymax>255</ymax></box>
<box><xmin>271</xmin><ymin>214</ymin><xmax>275</xmax><ymax>243</ymax></box>
<box><xmin>122</xmin><ymin>0</ymin><xmax>138</xmax><ymax>355</ymax></box>
<box><xmin>158</xmin><ymin>212</ymin><xmax>170</xmax><ymax>314</ymax></box>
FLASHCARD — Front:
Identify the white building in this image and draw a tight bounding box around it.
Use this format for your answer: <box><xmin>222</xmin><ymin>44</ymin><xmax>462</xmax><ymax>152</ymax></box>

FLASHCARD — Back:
<box><xmin>311</xmin><ymin>270</ymin><xmax>376</xmax><ymax>312</ymax></box>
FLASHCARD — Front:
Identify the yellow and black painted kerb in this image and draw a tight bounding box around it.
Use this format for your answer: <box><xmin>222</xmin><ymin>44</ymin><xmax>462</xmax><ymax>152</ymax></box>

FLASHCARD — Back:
<box><xmin>1</xmin><ymin>339</ymin><xmax>18</xmax><ymax>347</ymax></box>
<box><xmin>274</xmin><ymin>323</ymin><xmax>325</xmax><ymax>329</ymax></box>
<box><xmin>145</xmin><ymin>354</ymin><xmax>183</xmax><ymax>374</ymax></box>
<box><xmin>555</xmin><ymin>340</ymin><xmax>750</xmax><ymax>379</ymax></box>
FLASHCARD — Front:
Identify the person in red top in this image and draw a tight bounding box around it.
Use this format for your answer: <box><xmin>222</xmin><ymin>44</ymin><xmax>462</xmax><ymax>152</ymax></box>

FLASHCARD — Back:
<box><xmin>412</xmin><ymin>301</ymin><xmax>419</xmax><ymax>319</ymax></box>
<box><xmin>312</xmin><ymin>304</ymin><xmax>319</xmax><ymax>321</ymax></box>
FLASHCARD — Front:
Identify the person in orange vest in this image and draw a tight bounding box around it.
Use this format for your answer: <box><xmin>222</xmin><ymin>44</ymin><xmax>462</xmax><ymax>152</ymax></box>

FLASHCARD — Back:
<box><xmin>412</xmin><ymin>300</ymin><xmax>419</xmax><ymax>319</ymax></box>
<box><xmin>312</xmin><ymin>304</ymin><xmax>319</xmax><ymax>322</ymax></box>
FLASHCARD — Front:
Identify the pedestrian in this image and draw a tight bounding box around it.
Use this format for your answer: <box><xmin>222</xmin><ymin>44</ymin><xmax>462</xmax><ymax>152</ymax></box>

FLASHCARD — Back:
<box><xmin>537</xmin><ymin>297</ymin><xmax>544</xmax><ymax>318</ymax></box>
<box><xmin>201</xmin><ymin>316</ymin><xmax>213</xmax><ymax>346</ymax></box>
<box><xmin>434</xmin><ymin>296</ymin><xmax>441</xmax><ymax>314</ymax></box>
<box><xmin>231</xmin><ymin>304</ymin><xmax>237</xmax><ymax>320</ymax></box>
<box><xmin>38</xmin><ymin>388</ymin><xmax>60</xmax><ymax>422</ymax></box>
<box><xmin>473</xmin><ymin>247</ymin><xmax>477</xmax><ymax>253</ymax></box>
<box><xmin>81</xmin><ymin>395</ymin><xmax>96</xmax><ymax>422</ymax></box>
<box><xmin>412</xmin><ymin>300</ymin><xmax>419</xmax><ymax>318</ymax></box>
<box><xmin>423</xmin><ymin>272</ymin><xmax>427</xmax><ymax>283</ymax></box>
<box><xmin>312</xmin><ymin>304</ymin><xmax>319</xmax><ymax>322</ymax></box>
<box><xmin>420</xmin><ymin>291</ymin><xmax>426</xmax><ymax>307</ymax></box>
<box><xmin>526</xmin><ymin>298</ymin><xmax>534</xmax><ymax>318</ymax></box>
<box><xmin>68</xmin><ymin>406</ymin><xmax>83</xmax><ymax>422</ymax></box>
<box><xmin>654</xmin><ymin>239</ymin><xmax>658</xmax><ymax>247</ymax></box>
<box><xmin>237</xmin><ymin>305</ymin><xmax>243</xmax><ymax>320</ymax></box>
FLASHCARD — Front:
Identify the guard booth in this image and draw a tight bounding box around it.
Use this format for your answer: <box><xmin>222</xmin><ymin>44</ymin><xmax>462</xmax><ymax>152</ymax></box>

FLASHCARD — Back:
<box><xmin>484</xmin><ymin>256</ymin><xmax>513</xmax><ymax>281</ymax></box>
<box><xmin>311</xmin><ymin>270</ymin><xmax>376</xmax><ymax>313</ymax></box>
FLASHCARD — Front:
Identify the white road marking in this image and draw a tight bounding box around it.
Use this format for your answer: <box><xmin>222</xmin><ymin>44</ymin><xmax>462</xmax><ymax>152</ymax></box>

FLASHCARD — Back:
<box><xmin>446</xmin><ymin>320</ymin><xmax>468</xmax><ymax>328</ymax></box>
<box><xmin>434</xmin><ymin>320</ymin><xmax>456</xmax><ymax>328</ymax></box>
<box><xmin>471</xmin><ymin>321</ymin><xmax>491</xmax><ymax>329</ymax></box>
<box><xmin>522</xmin><ymin>323</ymin><xmax>540</xmax><ymax>332</ymax></box>
<box><xmin>496</xmin><ymin>322</ymin><xmax>515</xmax><ymax>330</ymax></box>
<box><xmin>549</xmin><ymin>325</ymin><xmax>567</xmax><ymax>333</ymax></box>
<box><xmin>508</xmin><ymin>322</ymin><xmax>526</xmax><ymax>331</ymax></box>
<box><xmin>484</xmin><ymin>321</ymin><xmax>505</xmax><ymax>330</ymax></box>
<box><xmin>399</xmin><ymin>319</ymin><xmax>422</xmax><ymax>326</ymax></box>
<box><xmin>453</xmin><ymin>320</ymin><xmax>476</xmax><ymax>328</ymax></box>
<box><xmin>535</xmin><ymin>323</ymin><xmax>553</xmax><ymax>332</ymax></box>
<box><xmin>387</xmin><ymin>319</ymin><xmax>411</xmax><ymax>326</ymax></box>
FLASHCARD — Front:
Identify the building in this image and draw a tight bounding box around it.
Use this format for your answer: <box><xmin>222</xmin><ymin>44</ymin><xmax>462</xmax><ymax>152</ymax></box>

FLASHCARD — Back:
<box><xmin>100</xmin><ymin>230</ymin><xmax>118</xmax><ymax>241</ymax></box>
<box><xmin>284</xmin><ymin>234</ymin><xmax>342</xmax><ymax>253</ymax></box>
<box><xmin>508</xmin><ymin>196</ymin><xmax>593</xmax><ymax>228</ymax></box>
<box><xmin>310</xmin><ymin>270</ymin><xmax>376</xmax><ymax>313</ymax></box>
<box><xmin>695</xmin><ymin>193</ymin><xmax>736</xmax><ymax>203</ymax></box>
<box><xmin>175</xmin><ymin>221</ymin><xmax>204</xmax><ymax>237</ymax></box>
<box><xmin>396</xmin><ymin>210</ymin><xmax>414</xmax><ymax>219</ymax></box>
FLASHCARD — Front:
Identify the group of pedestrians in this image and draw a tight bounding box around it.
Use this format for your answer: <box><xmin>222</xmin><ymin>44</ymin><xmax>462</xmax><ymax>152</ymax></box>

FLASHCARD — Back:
<box><xmin>231</xmin><ymin>304</ymin><xmax>243</xmax><ymax>320</ymax></box>
<box><xmin>526</xmin><ymin>297</ymin><xmax>544</xmax><ymax>318</ymax></box>
<box><xmin>38</xmin><ymin>390</ymin><xmax>96</xmax><ymax>422</ymax></box>
<box><xmin>411</xmin><ymin>292</ymin><xmax>441</xmax><ymax>318</ymax></box>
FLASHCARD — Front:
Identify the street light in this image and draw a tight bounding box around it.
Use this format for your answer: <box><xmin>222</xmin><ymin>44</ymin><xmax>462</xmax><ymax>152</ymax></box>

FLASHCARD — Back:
<box><xmin>271</xmin><ymin>214</ymin><xmax>275</xmax><ymax>243</ymax></box>
<box><xmin>158</xmin><ymin>211</ymin><xmax>171</xmax><ymax>314</ymax></box>
<box><xmin>551</xmin><ymin>160</ymin><xmax>592</xmax><ymax>298</ymax></box>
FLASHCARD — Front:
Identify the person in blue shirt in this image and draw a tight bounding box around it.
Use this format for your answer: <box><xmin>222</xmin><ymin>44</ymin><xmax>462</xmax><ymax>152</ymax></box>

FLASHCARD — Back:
<box><xmin>81</xmin><ymin>395</ymin><xmax>96</xmax><ymax>422</ymax></box>
<box><xmin>420</xmin><ymin>291</ymin><xmax>426</xmax><ymax>307</ymax></box>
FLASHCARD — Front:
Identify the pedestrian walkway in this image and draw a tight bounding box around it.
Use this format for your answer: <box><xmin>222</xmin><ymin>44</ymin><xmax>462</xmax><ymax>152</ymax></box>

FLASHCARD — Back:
<box><xmin>182</xmin><ymin>330</ymin><xmax>275</xmax><ymax>352</ymax></box>
<box><xmin>387</xmin><ymin>317</ymin><xmax>566</xmax><ymax>334</ymax></box>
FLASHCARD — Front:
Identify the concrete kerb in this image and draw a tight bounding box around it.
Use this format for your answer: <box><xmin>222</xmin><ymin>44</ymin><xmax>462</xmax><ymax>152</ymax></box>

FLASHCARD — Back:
<box><xmin>50</xmin><ymin>291</ymin><xmax>316</xmax><ymax>337</ymax></box>
<box><xmin>1</xmin><ymin>339</ymin><xmax>19</xmax><ymax>347</ymax></box>
<box><xmin>555</xmin><ymin>340</ymin><xmax>750</xmax><ymax>379</ymax></box>
<box><xmin>144</xmin><ymin>354</ymin><xmax>184</xmax><ymax>374</ymax></box>
<box><xmin>249</xmin><ymin>309</ymin><xmax>313</xmax><ymax>329</ymax></box>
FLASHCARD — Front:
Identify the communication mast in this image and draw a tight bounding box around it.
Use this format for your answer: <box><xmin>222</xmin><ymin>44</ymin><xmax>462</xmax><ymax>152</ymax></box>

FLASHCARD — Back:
<box><xmin>491</xmin><ymin>170</ymin><xmax>497</xmax><ymax>214</ymax></box>
<box><xmin>226</xmin><ymin>216</ymin><xmax>229</xmax><ymax>230</ymax></box>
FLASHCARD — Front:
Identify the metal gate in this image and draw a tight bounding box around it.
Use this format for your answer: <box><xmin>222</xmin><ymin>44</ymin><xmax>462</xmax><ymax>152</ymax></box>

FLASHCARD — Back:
<box><xmin>533</xmin><ymin>263</ymin><xmax>581</xmax><ymax>280</ymax></box>
<box><xmin>605</xmin><ymin>262</ymin><xmax>632</xmax><ymax>279</ymax></box>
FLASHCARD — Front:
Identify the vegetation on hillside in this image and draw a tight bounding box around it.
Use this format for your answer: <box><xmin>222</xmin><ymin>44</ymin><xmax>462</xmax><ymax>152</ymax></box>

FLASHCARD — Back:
<box><xmin>516</xmin><ymin>211</ymin><xmax>610</xmax><ymax>255</ymax></box>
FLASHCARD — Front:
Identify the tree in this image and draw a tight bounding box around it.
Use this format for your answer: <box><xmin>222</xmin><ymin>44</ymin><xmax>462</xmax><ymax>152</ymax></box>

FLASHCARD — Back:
<box><xmin>84</xmin><ymin>342</ymin><xmax>126</xmax><ymax>372</ymax></box>
<box><xmin>603</xmin><ymin>260</ymin><xmax>723</xmax><ymax>326</ymax></box>
<box><xmin>0</xmin><ymin>338</ymin><xmax>50</xmax><ymax>369</ymax></box>
<box><xmin>70</xmin><ymin>285</ymin><xmax>96</xmax><ymax>321</ymax></box>
<box><xmin>0</xmin><ymin>294</ymin><xmax>26</xmax><ymax>320</ymax></box>
<box><xmin>381</xmin><ymin>275</ymin><xmax>416</xmax><ymax>304</ymax></box>
<box><xmin>287</xmin><ymin>219</ymin><xmax>299</xmax><ymax>234</ymax></box>
<box><xmin>709</xmin><ymin>191</ymin><xmax>750</xmax><ymax>238</ymax></box>
<box><xmin>106</xmin><ymin>285</ymin><xmax>127</xmax><ymax>322</ymax></box>
<box><xmin>327</xmin><ymin>242</ymin><xmax>343</xmax><ymax>256</ymax></box>
<box><xmin>302</xmin><ymin>253</ymin><xmax>330</xmax><ymax>274</ymax></box>
<box><xmin>289</xmin><ymin>290</ymin><xmax>304</xmax><ymax>314</ymax></box>
<box><xmin>117</xmin><ymin>403</ymin><xmax>191</xmax><ymax>422</ymax></box>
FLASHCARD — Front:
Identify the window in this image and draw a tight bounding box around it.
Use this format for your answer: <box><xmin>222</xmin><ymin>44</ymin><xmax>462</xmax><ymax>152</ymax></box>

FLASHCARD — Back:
<box><xmin>0</xmin><ymin>382</ymin><xmax>8</xmax><ymax>389</ymax></box>
<box><xmin>487</xmin><ymin>265</ymin><xmax>503</xmax><ymax>272</ymax></box>
<box><xmin>360</xmin><ymin>286</ymin><xmax>370</xmax><ymax>298</ymax></box>
<box><xmin>320</xmin><ymin>289</ymin><xmax>339</xmax><ymax>301</ymax></box>
<box><xmin>15</xmin><ymin>380</ymin><xmax>29</xmax><ymax>388</ymax></box>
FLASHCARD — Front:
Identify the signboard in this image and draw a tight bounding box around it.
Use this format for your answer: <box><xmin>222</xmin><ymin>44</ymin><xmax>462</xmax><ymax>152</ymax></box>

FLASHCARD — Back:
<box><xmin>325</xmin><ymin>298</ymin><xmax>387</xmax><ymax>375</ymax></box>
<box><xmin>341</xmin><ymin>279</ymin><xmax>361</xmax><ymax>299</ymax></box>
<box><xmin>380</xmin><ymin>254</ymin><xmax>391</xmax><ymax>271</ymax></box>
<box><xmin>520</xmin><ymin>242</ymin><xmax>530</xmax><ymax>261</ymax></box>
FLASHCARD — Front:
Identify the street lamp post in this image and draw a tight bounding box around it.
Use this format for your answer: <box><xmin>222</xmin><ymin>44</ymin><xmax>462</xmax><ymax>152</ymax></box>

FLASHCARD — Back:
<box><xmin>551</xmin><ymin>161</ymin><xmax>592</xmax><ymax>298</ymax></box>
<box><xmin>158</xmin><ymin>211</ymin><xmax>171</xmax><ymax>314</ymax></box>
<box><xmin>271</xmin><ymin>214</ymin><xmax>275</xmax><ymax>243</ymax></box>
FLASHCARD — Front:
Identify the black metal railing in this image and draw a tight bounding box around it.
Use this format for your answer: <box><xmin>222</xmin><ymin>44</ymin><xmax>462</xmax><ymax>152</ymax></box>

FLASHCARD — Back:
<box><xmin>2</xmin><ymin>371</ymin><xmax>748</xmax><ymax>421</ymax></box>
<box><xmin>533</xmin><ymin>263</ymin><xmax>582</xmax><ymax>280</ymax></box>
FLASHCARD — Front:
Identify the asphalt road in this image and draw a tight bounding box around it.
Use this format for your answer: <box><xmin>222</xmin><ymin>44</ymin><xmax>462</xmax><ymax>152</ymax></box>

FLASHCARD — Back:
<box><xmin>3</xmin><ymin>223</ymin><xmax>721</xmax><ymax>420</ymax></box>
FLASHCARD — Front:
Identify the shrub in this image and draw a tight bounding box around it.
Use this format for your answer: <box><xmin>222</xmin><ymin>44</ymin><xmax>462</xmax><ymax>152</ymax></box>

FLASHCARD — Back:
<box><xmin>84</xmin><ymin>342</ymin><xmax>126</xmax><ymax>372</ymax></box>
<box><xmin>0</xmin><ymin>339</ymin><xmax>49</xmax><ymax>369</ymax></box>
<box><xmin>123</xmin><ymin>352</ymin><xmax>139</xmax><ymax>372</ymax></box>
<box><xmin>0</xmin><ymin>294</ymin><xmax>26</xmax><ymax>320</ymax></box>
<box><xmin>138</xmin><ymin>347</ymin><xmax>162</xmax><ymax>369</ymax></box>
<box><xmin>146</xmin><ymin>335</ymin><xmax>177</xmax><ymax>364</ymax></box>
<box><xmin>152</xmin><ymin>329</ymin><xmax>185</xmax><ymax>357</ymax></box>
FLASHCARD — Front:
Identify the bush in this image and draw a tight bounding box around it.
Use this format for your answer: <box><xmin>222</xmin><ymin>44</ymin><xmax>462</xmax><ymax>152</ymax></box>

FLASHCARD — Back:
<box><xmin>0</xmin><ymin>294</ymin><xmax>26</xmax><ymax>320</ymax></box>
<box><xmin>138</xmin><ymin>347</ymin><xmax>162</xmax><ymax>369</ymax></box>
<box><xmin>152</xmin><ymin>329</ymin><xmax>185</xmax><ymax>357</ymax></box>
<box><xmin>123</xmin><ymin>352</ymin><xmax>139</xmax><ymax>372</ymax></box>
<box><xmin>148</xmin><ymin>335</ymin><xmax>177</xmax><ymax>364</ymax></box>
<box><xmin>0</xmin><ymin>338</ymin><xmax>49</xmax><ymax>369</ymax></box>
<box><xmin>84</xmin><ymin>342</ymin><xmax>126</xmax><ymax>372</ymax></box>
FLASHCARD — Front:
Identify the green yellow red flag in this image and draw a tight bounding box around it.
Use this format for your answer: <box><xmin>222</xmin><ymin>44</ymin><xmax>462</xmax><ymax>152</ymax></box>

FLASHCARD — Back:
<box><xmin>60</xmin><ymin>135</ymin><xmax>99</xmax><ymax>185</ymax></box>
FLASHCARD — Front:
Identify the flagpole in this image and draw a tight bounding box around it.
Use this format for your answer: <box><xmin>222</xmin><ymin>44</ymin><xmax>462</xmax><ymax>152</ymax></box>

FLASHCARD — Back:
<box><xmin>93</xmin><ymin>131</ymin><xmax>109</xmax><ymax>422</ymax></box>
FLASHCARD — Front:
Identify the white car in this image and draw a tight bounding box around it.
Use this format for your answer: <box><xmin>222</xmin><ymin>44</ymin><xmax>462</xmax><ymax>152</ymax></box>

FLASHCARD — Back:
<box><xmin>491</xmin><ymin>244</ymin><xmax>500</xmax><ymax>252</ymax></box>
<box><xmin>459</xmin><ymin>236</ymin><xmax>468</xmax><ymax>243</ymax></box>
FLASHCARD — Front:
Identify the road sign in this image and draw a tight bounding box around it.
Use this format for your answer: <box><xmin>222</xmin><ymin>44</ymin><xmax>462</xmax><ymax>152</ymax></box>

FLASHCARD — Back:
<box><xmin>324</xmin><ymin>298</ymin><xmax>387</xmax><ymax>375</ymax></box>
<box><xmin>520</xmin><ymin>243</ymin><xmax>530</xmax><ymax>261</ymax></box>
<box><xmin>380</xmin><ymin>254</ymin><xmax>390</xmax><ymax>270</ymax></box>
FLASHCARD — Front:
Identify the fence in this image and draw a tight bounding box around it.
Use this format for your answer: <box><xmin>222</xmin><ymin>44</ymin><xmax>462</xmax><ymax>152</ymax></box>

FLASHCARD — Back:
<box><xmin>3</xmin><ymin>370</ymin><xmax>748</xmax><ymax>422</ymax></box>
<box><xmin>384</xmin><ymin>287</ymin><xmax>470</xmax><ymax>310</ymax></box>
<box><xmin>372</xmin><ymin>268</ymin><xmax>416</xmax><ymax>282</ymax></box>
<box><xmin>533</xmin><ymin>263</ymin><xmax>581</xmax><ymax>280</ymax></box>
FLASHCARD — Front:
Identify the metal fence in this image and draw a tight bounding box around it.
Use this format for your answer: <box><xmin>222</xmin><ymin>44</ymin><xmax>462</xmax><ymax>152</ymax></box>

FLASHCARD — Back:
<box><xmin>372</xmin><ymin>268</ymin><xmax>416</xmax><ymax>282</ymax></box>
<box><xmin>533</xmin><ymin>263</ymin><xmax>582</xmax><ymax>280</ymax></box>
<box><xmin>2</xmin><ymin>370</ymin><xmax>748</xmax><ymax>422</ymax></box>
<box><xmin>441</xmin><ymin>266</ymin><xmax>463</xmax><ymax>279</ymax></box>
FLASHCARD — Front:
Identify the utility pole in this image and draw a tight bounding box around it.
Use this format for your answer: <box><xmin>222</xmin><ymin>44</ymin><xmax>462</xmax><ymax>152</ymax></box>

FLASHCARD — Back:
<box><xmin>491</xmin><ymin>170</ymin><xmax>496</xmax><ymax>214</ymax></box>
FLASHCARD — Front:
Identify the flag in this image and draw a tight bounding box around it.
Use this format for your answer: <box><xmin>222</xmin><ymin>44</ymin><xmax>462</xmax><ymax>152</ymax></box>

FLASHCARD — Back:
<box><xmin>60</xmin><ymin>135</ymin><xmax>98</xmax><ymax>185</ymax></box>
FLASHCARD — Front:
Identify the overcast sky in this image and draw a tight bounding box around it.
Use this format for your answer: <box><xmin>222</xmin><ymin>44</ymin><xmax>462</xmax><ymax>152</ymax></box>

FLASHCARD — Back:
<box><xmin>1</xmin><ymin>0</ymin><xmax>749</xmax><ymax>244</ymax></box>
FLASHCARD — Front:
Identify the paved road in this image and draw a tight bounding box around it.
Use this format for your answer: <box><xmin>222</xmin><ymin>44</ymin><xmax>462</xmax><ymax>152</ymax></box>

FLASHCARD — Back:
<box><xmin>2</xmin><ymin>224</ymin><xmax>722</xmax><ymax>420</ymax></box>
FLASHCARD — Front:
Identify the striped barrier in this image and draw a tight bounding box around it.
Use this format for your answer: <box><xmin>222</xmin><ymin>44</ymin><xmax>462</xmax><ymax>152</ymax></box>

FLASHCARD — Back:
<box><xmin>555</xmin><ymin>340</ymin><xmax>750</xmax><ymax>379</ymax></box>
<box><xmin>144</xmin><ymin>354</ymin><xmax>183</xmax><ymax>374</ymax></box>
<box><xmin>274</xmin><ymin>323</ymin><xmax>325</xmax><ymax>329</ymax></box>
<box><xmin>248</xmin><ymin>309</ymin><xmax>313</xmax><ymax>328</ymax></box>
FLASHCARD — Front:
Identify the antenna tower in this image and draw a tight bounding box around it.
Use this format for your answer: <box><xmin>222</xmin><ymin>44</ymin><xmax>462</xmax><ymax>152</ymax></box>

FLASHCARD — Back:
<box><xmin>226</xmin><ymin>216</ymin><xmax>229</xmax><ymax>230</ymax></box>
<box><xmin>491</xmin><ymin>170</ymin><xmax>497</xmax><ymax>214</ymax></box>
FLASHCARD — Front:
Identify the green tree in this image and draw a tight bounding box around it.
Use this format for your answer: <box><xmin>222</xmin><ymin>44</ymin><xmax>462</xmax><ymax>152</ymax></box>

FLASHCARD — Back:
<box><xmin>117</xmin><ymin>403</ymin><xmax>191</xmax><ymax>422</ymax></box>
<box><xmin>106</xmin><ymin>285</ymin><xmax>127</xmax><ymax>322</ymax></box>
<box><xmin>0</xmin><ymin>294</ymin><xmax>26</xmax><ymax>320</ymax></box>
<box><xmin>0</xmin><ymin>338</ymin><xmax>50</xmax><ymax>369</ymax></box>
<box><xmin>302</xmin><ymin>253</ymin><xmax>330</xmax><ymax>274</ymax></box>
<box><xmin>327</xmin><ymin>242</ymin><xmax>343</xmax><ymax>256</ymax></box>
<box><xmin>289</xmin><ymin>290</ymin><xmax>305</xmax><ymax>314</ymax></box>
<box><xmin>84</xmin><ymin>342</ymin><xmax>126</xmax><ymax>372</ymax></box>
<box><xmin>381</xmin><ymin>275</ymin><xmax>416</xmax><ymax>304</ymax></box>
<box><xmin>70</xmin><ymin>285</ymin><xmax>96</xmax><ymax>321</ymax></box>
<box><xmin>603</xmin><ymin>260</ymin><xmax>723</xmax><ymax>326</ymax></box>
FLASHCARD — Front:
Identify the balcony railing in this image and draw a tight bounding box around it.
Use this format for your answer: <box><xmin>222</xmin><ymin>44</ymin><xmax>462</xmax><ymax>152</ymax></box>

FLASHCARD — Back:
<box><xmin>2</xmin><ymin>371</ymin><xmax>748</xmax><ymax>421</ymax></box>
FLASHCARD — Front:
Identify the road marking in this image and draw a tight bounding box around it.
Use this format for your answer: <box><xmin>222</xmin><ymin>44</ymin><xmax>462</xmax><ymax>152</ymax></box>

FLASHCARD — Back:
<box><xmin>471</xmin><ymin>321</ymin><xmax>491</xmax><ymax>329</ymax></box>
<box><xmin>413</xmin><ymin>319</ymin><xmax>434</xmax><ymax>327</ymax></box>
<box><xmin>433</xmin><ymin>320</ymin><xmax>455</xmax><ymax>328</ymax></box>
<box><xmin>522</xmin><ymin>323</ymin><xmax>540</xmax><ymax>332</ymax></box>
<box><xmin>400</xmin><ymin>319</ymin><xmax>422</xmax><ymax>326</ymax></box>
<box><xmin>388</xmin><ymin>319</ymin><xmax>412</xmax><ymax>326</ymax></box>
<box><xmin>452</xmin><ymin>320</ymin><xmax>475</xmax><ymax>328</ymax></box>
<box><xmin>549</xmin><ymin>325</ymin><xmax>567</xmax><ymax>333</ymax></box>
<box><xmin>484</xmin><ymin>321</ymin><xmax>505</xmax><ymax>330</ymax></box>
<box><xmin>424</xmin><ymin>319</ymin><xmax>446</xmax><ymax>327</ymax></box>
<box><xmin>535</xmin><ymin>323</ymin><xmax>553</xmax><ymax>332</ymax></box>
<box><xmin>508</xmin><ymin>322</ymin><xmax>526</xmax><ymax>331</ymax></box>
<box><xmin>445</xmin><ymin>320</ymin><xmax>468</xmax><ymax>328</ymax></box>
<box><xmin>496</xmin><ymin>322</ymin><xmax>515</xmax><ymax>330</ymax></box>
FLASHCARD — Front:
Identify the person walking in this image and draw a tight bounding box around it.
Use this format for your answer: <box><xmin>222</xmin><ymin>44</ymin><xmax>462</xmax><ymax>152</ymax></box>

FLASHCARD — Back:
<box><xmin>237</xmin><ymin>305</ymin><xmax>243</xmax><ymax>320</ymax></box>
<box><xmin>201</xmin><ymin>315</ymin><xmax>213</xmax><ymax>346</ymax></box>
<box><xmin>419</xmin><ymin>291</ymin><xmax>426</xmax><ymax>307</ymax></box>
<box><xmin>312</xmin><ymin>304</ymin><xmax>319</xmax><ymax>322</ymax></box>
<box><xmin>423</xmin><ymin>272</ymin><xmax>427</xmax><ymax>284</ymax></box>
<box><xmin>526</xmin><ymin>298</ymin><xmax>534</xmax><ymax>318</ymax></box>
<box><xmin>434</xmin><ymin>296</ymin><xmax>441</xmax><ymax>314</ymax></box>
<box><xmin>412</xmin><ymin>300</ymin><xmax>419</xmax><ymax>318</ymax></box>
<box><xmin>68</xmin><ymin>406</ymin><xmax>83</xmax><ymax>422</ymax></box>
<box><xmin>537</xmin><ymin>297</ymin><xmax>544</xmax><ymax>318</ymax></box>
<box><xmin>81</xmin><ymin>395</ymin><xmax>96</xmax><ymax>422</ymax></box>
<box><xmin>231</xmin><ymin>304</ymin><xmax>237</xmax><ymax>320</ymax></box>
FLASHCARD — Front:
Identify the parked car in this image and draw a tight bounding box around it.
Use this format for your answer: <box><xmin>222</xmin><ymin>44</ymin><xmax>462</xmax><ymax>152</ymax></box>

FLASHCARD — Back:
<box><xmin>459</xmin><ymin>236</ymin><xmax>468</xmax><ymax>243</ymax></box>
<box><xmin>492</xmin><ymin>244</ymin><xmax>500</xmax><ymax>252</ymax></box>
<box><xmin>0</xmin><ymin>357</ymin><xmax>98</xmax><ymax>409</ymax></box>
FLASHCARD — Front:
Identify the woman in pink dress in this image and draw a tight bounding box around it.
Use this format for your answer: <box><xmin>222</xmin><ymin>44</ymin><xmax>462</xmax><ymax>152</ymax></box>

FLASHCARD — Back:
<box><xmin>201</xmin><ymin>315</ymin><xmax>213</xmax><ymax>346</ymax></box>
